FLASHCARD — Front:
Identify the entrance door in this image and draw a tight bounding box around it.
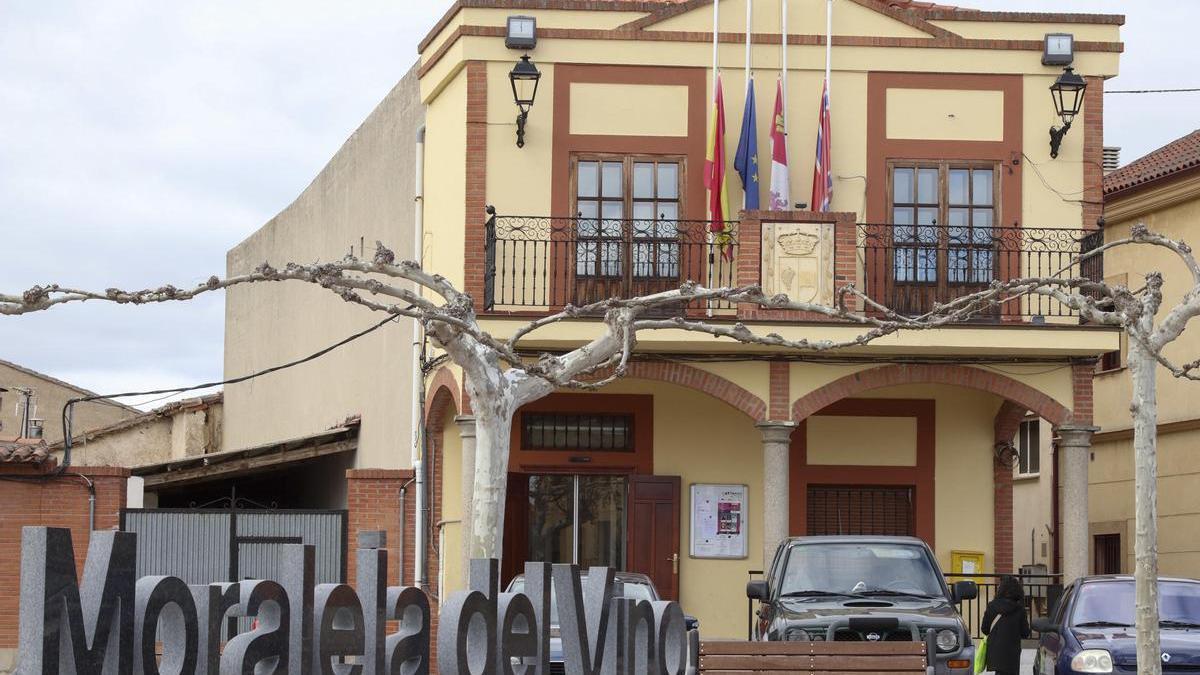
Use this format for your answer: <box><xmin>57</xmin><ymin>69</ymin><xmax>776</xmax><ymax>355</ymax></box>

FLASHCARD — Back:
<box><xmin>627</xmin><ymin>475</ymin><xmax>681</xmax><ymax>600</ymax></box>
<box><xmin>806</xmin><ymin>485</ymin><xmax>916</xmax><ymax>537</ymax></box>
<box><xmin>1094</xmin><ymin>533</ymin><xmax>1121</xmax><ymax>574</ymax></box>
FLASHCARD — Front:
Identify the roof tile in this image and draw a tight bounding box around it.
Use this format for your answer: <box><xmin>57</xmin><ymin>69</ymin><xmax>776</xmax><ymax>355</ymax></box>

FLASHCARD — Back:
<box><xmin>1104</xmin><ymin>130</ymin><xmax>1200</xmax><ymax>197</ymax></box>
<box><xmin>0</xmin><ymin>439</ymin><xmax>50</xmax><ymax>464</ymax></box>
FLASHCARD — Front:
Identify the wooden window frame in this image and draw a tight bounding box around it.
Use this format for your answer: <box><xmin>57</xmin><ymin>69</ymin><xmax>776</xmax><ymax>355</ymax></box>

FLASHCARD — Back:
<box><xmin>509</xmin><ymin>394</ymin><xmax>654</xmax><ymax>474</ymax></box>
<box><xmin>570</xmin><ymin>153</ymin><xmax>687</xmax><ymax>282</ymax></box>
<box><xmin>886</xmin><ymin>160</ymin><xmax>1001</xmax><ymax>286</ymax></box>
<box><xmin>1017</xmin><ymin>417</ymin><xmax>1041</xmax><ymax>477</ymax></box>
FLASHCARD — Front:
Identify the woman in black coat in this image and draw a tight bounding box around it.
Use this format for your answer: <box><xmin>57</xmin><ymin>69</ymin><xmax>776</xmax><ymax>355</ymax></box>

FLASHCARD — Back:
<box><xmin>981</xmin><ymin>575</ymin><xmax>1031</xmax><ymax>675</ymax></box>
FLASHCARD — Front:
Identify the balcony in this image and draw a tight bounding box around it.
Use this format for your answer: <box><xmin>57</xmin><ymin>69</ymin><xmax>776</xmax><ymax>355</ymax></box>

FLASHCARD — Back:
<box><xmin>483</xmin><ymin>213</ymin><xmax>1103</xmax><ymax>323</ymax></box>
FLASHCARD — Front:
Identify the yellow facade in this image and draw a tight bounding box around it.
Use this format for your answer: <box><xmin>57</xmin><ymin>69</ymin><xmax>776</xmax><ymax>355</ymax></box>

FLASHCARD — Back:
<box><xmin>414</xmin><ymin>0</ymin><xmax>1122</xmax><ymax>636</ymax></box>
<box><xmin>1090</xmin><ymin>148</ymin><xmax>1200</xmax><ymax>577</ymax></box>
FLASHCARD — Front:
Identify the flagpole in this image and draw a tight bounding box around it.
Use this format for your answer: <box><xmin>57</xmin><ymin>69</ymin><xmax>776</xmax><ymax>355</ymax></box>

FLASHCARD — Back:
<box><xmin>709</xmin><ymin>0</ymin><xmax>719</xmax><ymax>317</ymax></box>
<box><xmin>743</xmin><ymin>0</ymin><xmax>752</xmax><ymax>210</ymax></box>
<box><xmin>781</xmin><ymin>0</ymin><xmax>788</xmax><ymax>125</ymax></box>
<box><xmin>825</xmin><ymin>0</ymin><xmax>833</xmax><ymax>94</ymax></box>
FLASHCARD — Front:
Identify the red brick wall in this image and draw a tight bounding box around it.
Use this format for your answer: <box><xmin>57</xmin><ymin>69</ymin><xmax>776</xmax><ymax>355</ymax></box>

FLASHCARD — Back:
<box><xmin>0</xmin><ymin>465</ymin><xmax>129</xmax><ymax>649</ymax></box>
<box><xmin>346</xmin><ymin>468</ymin><xmax>415</xmax><ymax>590</ymax></box>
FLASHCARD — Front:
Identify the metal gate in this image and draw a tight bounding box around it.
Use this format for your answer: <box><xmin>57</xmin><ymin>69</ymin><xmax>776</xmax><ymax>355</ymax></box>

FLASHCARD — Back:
<box><xmin>120</xmin><ymin>507</ymin><xmax>347</xmax><ymax>585</ymax></box>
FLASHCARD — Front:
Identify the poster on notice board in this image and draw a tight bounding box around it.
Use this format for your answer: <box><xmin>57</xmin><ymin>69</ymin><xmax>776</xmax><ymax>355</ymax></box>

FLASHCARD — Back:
<box><xmin>690</xmin><ymin>483</ymin><xmax>748</xmax><ymax>559</ymax></box>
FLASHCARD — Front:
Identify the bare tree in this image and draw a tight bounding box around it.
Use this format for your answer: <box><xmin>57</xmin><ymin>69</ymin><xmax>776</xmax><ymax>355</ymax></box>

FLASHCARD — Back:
<box><xmin>2</xmin><ymin>225</ymin><xmax>1194</xmax><ymax>673</ymax></box>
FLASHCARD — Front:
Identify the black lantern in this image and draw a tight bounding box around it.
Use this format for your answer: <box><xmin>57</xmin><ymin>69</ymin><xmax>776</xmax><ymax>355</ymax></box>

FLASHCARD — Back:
<box><xmin>1048</xmin><ymin>66</ymin><xmax>1087</xmax><ymax>159</ymax></box>
<box><xmin>509</xmin><ymin>55</ymin><xmax>541</xmax><ymax>148</ymax></box>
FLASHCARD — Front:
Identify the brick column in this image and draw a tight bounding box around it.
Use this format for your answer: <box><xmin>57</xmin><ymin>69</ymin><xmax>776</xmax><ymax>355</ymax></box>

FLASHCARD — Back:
<box><xmin>992</xmin><ymin>400</ymin><xmax>1028</xmax><ymax>575</ymax></box>
<box><xmin>464</xmin><ymin>61</ymin><xmax>489</xmax><ymax>303</ymax></box>
<box><xmin>1081</xmin><ymin>76</ymin><xmax>1104</xmax><ymax>231</ymax></box>
<box><xmin>833</xmin><ymin>213</ymin><xmax>859</xmax><ymax>311</ymax></box>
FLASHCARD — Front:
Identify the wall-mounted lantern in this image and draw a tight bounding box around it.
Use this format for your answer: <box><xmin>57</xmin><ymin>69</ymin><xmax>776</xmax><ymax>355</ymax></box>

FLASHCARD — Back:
<box><xmin>509</xmin><ymin>55</ymin><xmax>541</xmax><ymax>148</ymax></box>
<box><xmin>1048</xmin><ymin>66</ymin><xmax>1087</xmax><ymax>159</ymax></box>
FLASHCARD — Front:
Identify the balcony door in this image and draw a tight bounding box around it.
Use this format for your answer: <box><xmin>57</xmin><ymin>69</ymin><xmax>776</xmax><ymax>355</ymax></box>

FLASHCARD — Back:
<box><xmin>571</xmin><ymin>155</ymin><xmax>691</xmax><ymax>305</ymax></box>
<box><xmin>885</xmin><ymin>162</ymin><xmax>999</xmax><ymax>315</ymax></box>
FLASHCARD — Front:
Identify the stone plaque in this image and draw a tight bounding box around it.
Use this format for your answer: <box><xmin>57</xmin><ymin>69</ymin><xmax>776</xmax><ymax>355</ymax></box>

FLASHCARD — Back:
<box><xmin>761</xmin><ymin>221</ymin><xmax>834</xmax><ymax>305</ymax></box>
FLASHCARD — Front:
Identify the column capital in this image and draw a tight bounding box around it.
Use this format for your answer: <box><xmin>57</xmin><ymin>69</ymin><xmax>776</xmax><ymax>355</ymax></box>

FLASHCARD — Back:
<box><xmin>1056</xmin><ymin>424</ymin><xmax>1100</xmax><ymax>447</ymax></box>
<box><xmin>454</xmin><ymin>415</ymin><xmax>477</xmax><ymax>438</ymax></box>
<box><xmin>756</xmin><ymin>421</ymin><xmax>798</xmax><ymax>443</ymax></box>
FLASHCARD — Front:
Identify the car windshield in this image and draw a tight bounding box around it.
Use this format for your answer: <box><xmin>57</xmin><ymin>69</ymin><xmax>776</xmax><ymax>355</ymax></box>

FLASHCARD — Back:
<box><xmin>506</xmin><ymin>577</ymin><xmax>658</xmax><ymax>625</ymax></box>
<box><xmin>779</xmin><ymin>543</ymin><xmax>945</xmax><ymax>598</ymax></box>
<box><xmin>1072</xmin><ymin>581</ymin><xmax>1200</xmax><ymax>628</ymax></box>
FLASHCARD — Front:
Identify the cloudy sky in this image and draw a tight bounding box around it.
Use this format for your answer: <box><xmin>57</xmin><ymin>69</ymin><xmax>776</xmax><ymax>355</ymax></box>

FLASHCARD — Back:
<box><xmin>1</xmin><ymin>1</ymin><xmax>1196</xmax><ymax>410</ymax></box>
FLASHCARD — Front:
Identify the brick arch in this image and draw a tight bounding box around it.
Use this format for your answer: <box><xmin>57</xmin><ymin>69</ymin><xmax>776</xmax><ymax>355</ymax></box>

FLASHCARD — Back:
<box><xmin>791</xmin><ymin>364</ymin><xmax>1074</xmax><ymax>425</ymax></box>
<box><xmin>622</xmin><ymin>361</ymin><xmax>767</xmax><ymax>422</ymax></box>
<box><xmin>424</xmin><ymin>366</ymin><xmax>462</xmax><ymax>427</ymax></box>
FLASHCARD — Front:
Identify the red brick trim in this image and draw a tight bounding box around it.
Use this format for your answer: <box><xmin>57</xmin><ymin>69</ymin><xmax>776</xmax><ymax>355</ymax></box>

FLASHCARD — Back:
<box><xmin>769</xmin><ymin>361</ymin><xmax>790</xmax><ymax>421</ymax></box>
<box><xmin>424</xmin><ymin>367</ymin><xmax>463</xmax><ymax>422</ymax></box>
<box><xmin>919</xmin><ymin>9</ymin><xmax>1124</xmax><ymax>25</ymax></box>
<box><xmin>464</xmin><ymin>61</ymin><xmax>488</xmax><ymax>304</ymax></box>
<box><xmin>623</xmin><ymin>361</ymin><xmax>767</xmax><ymax>422</ymax></box>
<box><xmin>790</xmin><ymin>364</ymin><xmax>1074</xmax><ymax>425</ymax></box>
<box><xmin>416</xmin><ymin>25</ymin><xmax>1122</xmax><ymax>80</ymax></box>
<box><xmin>1071</xmin><ymin>360</ymin><xmax>1095</xmax><ymax>426</ymax></box>
<box><xmin>992</xmin><ymin>400</ymin><xmax>1029</xmax><ymax>574</ymax></box>
<box><xmin>1081</xmin><ymin>76</ymin><xmax>1104</xmax><ymax>231</ymax></box>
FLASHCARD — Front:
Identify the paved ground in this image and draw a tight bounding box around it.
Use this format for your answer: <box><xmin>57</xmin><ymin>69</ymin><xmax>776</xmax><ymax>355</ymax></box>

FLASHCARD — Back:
<box><xmin>1020</xmin><ymin>648</ymin><xmax>1037</xmax><ymax>672</ymax></box>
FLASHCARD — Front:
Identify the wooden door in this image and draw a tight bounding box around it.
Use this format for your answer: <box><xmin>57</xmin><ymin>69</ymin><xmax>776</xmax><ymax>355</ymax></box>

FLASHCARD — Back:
<box><xmin>626</xmin><ymin>475</ymin><xmax>681</xmax><ymax>600</ymax></box>
<box><xmin>502</xmin><ymin>473</ymin><xmax>530</xmax><ymax>588</ymax></box>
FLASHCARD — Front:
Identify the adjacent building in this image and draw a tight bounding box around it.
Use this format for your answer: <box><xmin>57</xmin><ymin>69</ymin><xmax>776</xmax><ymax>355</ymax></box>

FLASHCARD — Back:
<box><xmin>1090</xmin><ymin>130</ymin><xmax>1200</xmax><ymax>577</ymax></box>
<box><xmin>0</xmin><ymin>357</ymin><xmax>138</xmax><ymax>444</ymax></box>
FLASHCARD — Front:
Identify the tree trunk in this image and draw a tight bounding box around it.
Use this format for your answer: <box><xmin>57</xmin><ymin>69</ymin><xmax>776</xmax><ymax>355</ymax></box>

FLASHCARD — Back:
<box><xmin>468</xmin><ymin>400</ymin><xmax>515</xmax><ymax>560</ymax></box>
<box><xmin>1129</xmin><ymin>336</ymin><xmax>1162</xmax><ymax>675</ymax></box>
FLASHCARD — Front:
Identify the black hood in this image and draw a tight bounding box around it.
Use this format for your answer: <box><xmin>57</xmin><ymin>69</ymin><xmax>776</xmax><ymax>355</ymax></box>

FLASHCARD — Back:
<box><xmin>1075</xmin><ymin>628</ymin><xmax>1200</xmax><ymax>668</ymax></box>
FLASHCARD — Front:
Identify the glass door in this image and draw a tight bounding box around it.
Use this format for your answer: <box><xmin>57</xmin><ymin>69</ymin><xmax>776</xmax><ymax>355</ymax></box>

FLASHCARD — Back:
<box><xmin>526</xmin><ymin>474</ymin><xmax>627</xmax><ymax>569</ymax></box>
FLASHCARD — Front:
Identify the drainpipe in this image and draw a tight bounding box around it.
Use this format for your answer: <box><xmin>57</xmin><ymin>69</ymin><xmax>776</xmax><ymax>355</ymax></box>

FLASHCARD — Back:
<box><xmin>412</xmin><ymin>125</ymin><xmax>429</xmax><ymax>591</ymax></box>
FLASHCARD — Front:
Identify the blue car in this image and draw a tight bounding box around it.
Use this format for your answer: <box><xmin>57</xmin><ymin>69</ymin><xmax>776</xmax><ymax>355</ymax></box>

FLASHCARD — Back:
<box><xmin>1033</xmin><ymin>576</ymin><xmax>1200</xmax><ymax>674</ymax></box>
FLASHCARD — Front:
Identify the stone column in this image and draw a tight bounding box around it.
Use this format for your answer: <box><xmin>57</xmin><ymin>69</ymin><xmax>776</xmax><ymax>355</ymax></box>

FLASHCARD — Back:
<box><xmin>756</xmin><ymin>422</ymin><xmax>797</xmax><ymax>568</ymax></box>
<box><xmin>1058</xmin><ymin>424</ymin><xmax>1098</xmax><ymax>584</ymax></box>
<box><xmin>455</xmin><ymin>415</ymin><xmax>477</xmax><ymax>588</ymax></box>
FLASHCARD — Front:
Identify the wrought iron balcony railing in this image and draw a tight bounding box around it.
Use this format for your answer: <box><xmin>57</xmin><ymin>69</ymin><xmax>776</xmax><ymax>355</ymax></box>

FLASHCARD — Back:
<box><xmin>484</xmin><ymin>215</ymin><xmax>738</xmax><ymax>312</ymax></box>
<box><xmin>483</xmin><ymin>213</ymin><xmax>1103</xmax><ymax>322</ymax></box>
<box><xmin>856</xmin><ymin>223</ymin><xmax>1104</xmax><ymax>320</ymax></box>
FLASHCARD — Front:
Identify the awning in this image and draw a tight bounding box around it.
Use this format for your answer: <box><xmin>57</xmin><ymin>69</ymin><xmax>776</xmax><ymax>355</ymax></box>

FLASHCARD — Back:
<box><xmin>132</xmin><ymin>423</ymin><xmax>358</xmax><ymax>489</ymax></box>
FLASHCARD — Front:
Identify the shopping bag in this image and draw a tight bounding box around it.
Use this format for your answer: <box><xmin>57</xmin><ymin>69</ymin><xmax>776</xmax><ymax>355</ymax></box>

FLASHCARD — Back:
<box><xmin>973</xmin><ymin>636</ymin><xmax>988</xmax><ymax>675</ymax></box>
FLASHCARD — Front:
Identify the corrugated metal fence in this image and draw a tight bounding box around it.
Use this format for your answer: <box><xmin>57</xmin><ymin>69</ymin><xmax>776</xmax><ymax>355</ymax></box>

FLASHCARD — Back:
<box><xmin>120</xmin><ymin>508</ymin><xmax>347</xmax><ymax>585</ymax></box>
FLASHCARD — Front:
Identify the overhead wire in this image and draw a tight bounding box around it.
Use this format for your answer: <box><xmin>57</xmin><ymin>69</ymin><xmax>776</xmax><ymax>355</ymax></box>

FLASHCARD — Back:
<box><xmin>4</xmin><ymin>310</ymin><xmax>407</xmax><ymax>484</ymax></box>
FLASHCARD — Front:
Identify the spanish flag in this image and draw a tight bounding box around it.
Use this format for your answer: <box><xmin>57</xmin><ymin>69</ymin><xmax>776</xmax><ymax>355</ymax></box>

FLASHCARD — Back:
<box><xmin>705</xmin><ymin>74</ymin><xmax>733</xmax><ymax>254</ymax></box>
<box><xmin>705</xmin><ymin>75</ymin><xmax>730</xmax><ymax>226</ymax></box>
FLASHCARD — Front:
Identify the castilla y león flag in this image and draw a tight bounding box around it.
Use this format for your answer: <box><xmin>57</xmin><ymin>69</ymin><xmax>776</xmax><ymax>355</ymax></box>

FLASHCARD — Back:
<box><xmin>768</xmin><ymin>78</ymin><xmax>790</xmax><ymax>211</ymax></box>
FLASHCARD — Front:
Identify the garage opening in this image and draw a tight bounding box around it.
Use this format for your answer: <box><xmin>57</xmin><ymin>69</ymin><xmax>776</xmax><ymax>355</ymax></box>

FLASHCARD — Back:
<box><xmin>807</xmin><ymin>485</ymin><xmax>916</xmax><ymax>537</ymax></box>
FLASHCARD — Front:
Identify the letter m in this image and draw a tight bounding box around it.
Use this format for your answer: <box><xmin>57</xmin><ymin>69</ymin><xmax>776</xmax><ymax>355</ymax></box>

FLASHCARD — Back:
<box><xmin>18</xmin><ymin>527</ymin><xmax>135</xmax><ymax>674</ymax></box>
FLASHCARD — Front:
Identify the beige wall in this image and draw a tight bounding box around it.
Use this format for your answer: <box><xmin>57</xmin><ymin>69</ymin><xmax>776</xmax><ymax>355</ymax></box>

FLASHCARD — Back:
<box><xmin>0</xmin><ymin>360</ymin><xmax>137</xmax><ymax>445</ymax></box>
<box><xmin>1012</xmin><ymin>417</ymin><xmax>1055</xmax><ymax>570</ymax></box>
<box><xmin>223</xmin><ymin>64</ymin><xmax>424</xmax><ymax>471</ymax></box>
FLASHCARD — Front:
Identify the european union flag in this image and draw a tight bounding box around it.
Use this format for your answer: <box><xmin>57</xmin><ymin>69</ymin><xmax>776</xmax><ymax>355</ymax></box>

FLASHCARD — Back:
<box><xmin>734</xmin><ymin>77</ymin><xmax>761</xmax><ymax>210</ymax></box>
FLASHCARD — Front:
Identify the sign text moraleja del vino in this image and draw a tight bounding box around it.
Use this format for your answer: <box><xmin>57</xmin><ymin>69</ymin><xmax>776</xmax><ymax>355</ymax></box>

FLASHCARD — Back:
<box><xmin>17</xmin><ymin>527</ymin><xmax>689</xmax><ymax>674</ymax></box>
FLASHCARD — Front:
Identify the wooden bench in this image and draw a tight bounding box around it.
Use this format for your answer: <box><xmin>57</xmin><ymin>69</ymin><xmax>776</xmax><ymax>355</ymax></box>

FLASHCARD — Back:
<box><xmin>698</xmin><ymin>641</ymin><xmax>929</xmax><ymax>674</ymax></box>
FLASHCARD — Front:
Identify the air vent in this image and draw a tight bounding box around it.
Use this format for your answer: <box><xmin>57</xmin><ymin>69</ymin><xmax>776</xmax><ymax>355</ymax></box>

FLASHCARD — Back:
<box><xmin>1103</xmin><ymin>146</ymin><xmax>1121</xmax><ymax>173</ymax></box>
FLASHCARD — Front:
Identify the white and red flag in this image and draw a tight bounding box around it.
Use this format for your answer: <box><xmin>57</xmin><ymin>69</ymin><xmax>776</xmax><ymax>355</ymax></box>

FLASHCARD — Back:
<box><xmin>768</xmin><ymin>78</ymin><xmax>790</xmax><ymax>211</ymax></box>
<box><xmin>811</xmin><ymin>78</ymin><xmax>832</xmax><ymax>212</ymax></box>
